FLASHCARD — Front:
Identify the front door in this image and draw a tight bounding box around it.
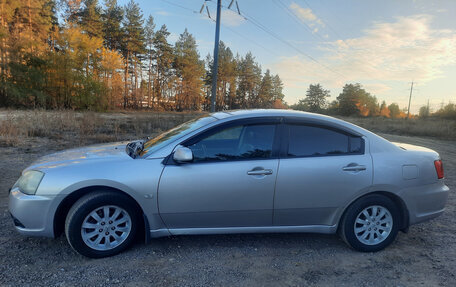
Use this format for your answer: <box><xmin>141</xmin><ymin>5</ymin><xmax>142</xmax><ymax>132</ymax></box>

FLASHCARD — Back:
<box><xmin>158</xmin><ymin>121</ymin><xmax>280</xmax><ymax>229</ymax></box>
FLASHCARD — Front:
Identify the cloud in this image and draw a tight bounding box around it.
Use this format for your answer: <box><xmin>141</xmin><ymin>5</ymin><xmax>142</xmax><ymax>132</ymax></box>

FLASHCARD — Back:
<box><xmin>272</xmin><ymin>14</ymin><xmax>456</xmax><ymax>103</ymax></box>
<box><xmin>327</xmin><ymin>15</ymin><xmax>456</xmax><ymax>82</ymax></box>
<box><xmin>289</xmin><ymin>2</ymin><xmax>324</xmax><ymax>30</ymax></box>
<box><xmin>221</xmin><ymin>9</ymin><xmax>245</xmax><ymax>27</ymax></box>
<box><xmin>156</xmin><ymin>11</ymin><xmax>170</xmax><ymax>16</ymax></box>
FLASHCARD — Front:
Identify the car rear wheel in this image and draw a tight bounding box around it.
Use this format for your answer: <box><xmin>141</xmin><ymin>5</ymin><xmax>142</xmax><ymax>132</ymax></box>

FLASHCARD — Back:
<box><xmin>340</xmin><ymin>194</ymin><xmax>400</xmax><ymax>252</ymax></box>
<box><xmin>65</xmin><ymin>191</ymin><xmax>140</xmax><ymax>258</ymax></box>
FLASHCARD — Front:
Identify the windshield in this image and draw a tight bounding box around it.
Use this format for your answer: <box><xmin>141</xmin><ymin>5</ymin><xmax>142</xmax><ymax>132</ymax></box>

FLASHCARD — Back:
<box><xmin>139</xmin><ymin>115</ymin><xmax>217</xmax><ymax>157</ymax></box>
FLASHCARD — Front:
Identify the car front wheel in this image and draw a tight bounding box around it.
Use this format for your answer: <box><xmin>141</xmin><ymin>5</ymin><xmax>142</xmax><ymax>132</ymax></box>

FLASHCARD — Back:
<box><xmin>340</xmin><ymin>194</ymin><xmax>400</xmax><ymax>252</ymax></box>
<box><xmin>65</xmin><ymin>191</ymin><xmax>140</xmax><ymax>258</ymax></box>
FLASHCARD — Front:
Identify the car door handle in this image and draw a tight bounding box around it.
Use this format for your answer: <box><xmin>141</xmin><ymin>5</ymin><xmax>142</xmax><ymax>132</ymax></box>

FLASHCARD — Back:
<box><xmin>247</xmin><ymin>169</ymin><xmax>273</xmax><ymax>176</ymax></box>
<box><xmin>342</xmin><ymin>164</ymin><xmax>366</xmax><ymax>172</ymax></box>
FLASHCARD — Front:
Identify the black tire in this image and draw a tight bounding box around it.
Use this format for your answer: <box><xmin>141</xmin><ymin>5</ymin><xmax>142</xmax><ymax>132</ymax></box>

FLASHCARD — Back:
<box><xmin>339</xmin><ymin>194</ymin><xmax>400</xmax><ymax>252</ymax></box>
<box><xmin>65</xmin><ymin>191</ymin><xmax>140</xmax><ymax>258</ymax></box>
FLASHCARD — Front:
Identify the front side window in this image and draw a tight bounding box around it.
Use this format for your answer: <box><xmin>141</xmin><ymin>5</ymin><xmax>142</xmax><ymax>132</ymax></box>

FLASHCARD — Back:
<box><xmin>187</xmin><ymin>124</ymin><xmax>276</xmax><ymax>162</ymax></box>
<box><xmin>287</xmin><ymin>124</ymin><xmax>363</xmax><ymax>157</ymax></box>
<box><xmin>139</xmin><ymin>115</ymin><xmax>216</xmax><ymax>157</ymax></box>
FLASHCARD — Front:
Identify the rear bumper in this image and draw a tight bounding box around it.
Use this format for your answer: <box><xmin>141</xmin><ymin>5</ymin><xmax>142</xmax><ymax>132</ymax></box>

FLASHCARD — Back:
<box><xmin>8</xmin><ymin>188</ymin><xmax>56</xmax><ymax>237</ymax></box>
<box><xmin>401</xmin><ymin>181</ymin><xmax>449</xmax><ymax>226</ymax></box>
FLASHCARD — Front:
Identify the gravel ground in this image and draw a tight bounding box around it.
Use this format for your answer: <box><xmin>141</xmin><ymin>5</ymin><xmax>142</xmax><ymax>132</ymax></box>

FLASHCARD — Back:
<box><xmin>0</xmin><ymin>133</ymin><xmax>454</xmax><ymax>286</ymax></box>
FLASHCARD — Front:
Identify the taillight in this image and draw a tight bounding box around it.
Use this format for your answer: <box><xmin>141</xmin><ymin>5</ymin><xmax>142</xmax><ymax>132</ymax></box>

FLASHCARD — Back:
<box><xmin>434</xmin><ymin>160</ymin><xmax>444</xmax><ymax>179</ymax></box>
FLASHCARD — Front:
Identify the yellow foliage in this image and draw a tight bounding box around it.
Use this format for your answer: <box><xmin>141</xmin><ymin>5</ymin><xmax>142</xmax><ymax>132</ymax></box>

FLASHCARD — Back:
<box><xmin>100</xmin><ymin>48</ymin><xmax>123</xmax><ymax>73</ymax></box>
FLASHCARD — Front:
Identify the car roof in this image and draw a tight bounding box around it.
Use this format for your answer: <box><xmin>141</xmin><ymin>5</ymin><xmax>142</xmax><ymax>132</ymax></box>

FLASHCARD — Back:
<box><xmin>212</xmin><ymin>109</ymin><xmax>347</xmax><ymax>124</ymax></box>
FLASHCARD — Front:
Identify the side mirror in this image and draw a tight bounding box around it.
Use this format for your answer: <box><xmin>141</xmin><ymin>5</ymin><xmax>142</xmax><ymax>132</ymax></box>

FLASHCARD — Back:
<box><xmin>173</xmin><ymin>146</ymin><xmax>193</xmax><ymax>163</ymax></box>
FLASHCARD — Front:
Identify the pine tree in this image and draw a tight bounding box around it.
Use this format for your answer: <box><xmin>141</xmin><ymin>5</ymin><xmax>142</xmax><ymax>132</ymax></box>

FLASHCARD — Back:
<box><xmin>152</xmin><ymin>24</ymin><xmax>173</xmax><ymax>108</ymax></box>
<box><xmin>303</xmin><ymin>84</ymin><xmax>330</xmax><ymax>112</ymax></box>
<box><xmin>122</xmin><ymin>0</ymin><xmax>145</xmax><ymax>107</ymax></box>
<box><xmin>79</xmin><ymin>0</ymin><xmax>103</xmax><ymax>38</ymax></box>
<box><xmin>102</xmin><ymin>0</ymin><xmax>123</xmax><ymax>51</ymax></box>
<box><xmin>206</xmin><ymin>41</ymin><xmax>237</xmax><ymax>110</ymax></box>
<box><xmin>144</xmin><ymin>15</ymin><xmax>155</xmax><ymax>108</ymax></box>
<box><xmin>271</xmin><ymin>74</ymin><xmax>285</xmax><ymax>104</ymax></box>
<box><xmin>174</xmin><ymin>29</ymin><xmax>204</xmax><ymax>111</ymax></box>
<box><xmin>258</xmin><ymin>69</ymin><xmax>274</xmax><ymax>108</ymax></box>
<box><xmin>237</xmin><ymin>52</ymin><xmax>262</xmax><ymax>108</ymax></box>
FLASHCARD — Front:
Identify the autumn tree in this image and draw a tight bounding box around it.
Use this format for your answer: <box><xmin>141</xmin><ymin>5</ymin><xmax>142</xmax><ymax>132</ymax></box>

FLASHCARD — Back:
<box><xmin>5</xmin><ymin>0</ymin><xmax>54</xmax><ymax>107</ymax></box>
<box><xmin>0</xmin><ymin>0</ymin><xmax>287</xmax><ymax>112</ymax></box>
<box><xmin>388</xmin><ymin>103</ymin><xmax>401</xmax><ymax>119</ymax></box>
<box><xmin>337</xmin><ymin>83</ymin><xmax>378</xmax><ymax>116</ymax></box>
<box><xmin>379</xmin><ymin>101</ymin><xmax>390</xmax><ymax>117</ymax></box>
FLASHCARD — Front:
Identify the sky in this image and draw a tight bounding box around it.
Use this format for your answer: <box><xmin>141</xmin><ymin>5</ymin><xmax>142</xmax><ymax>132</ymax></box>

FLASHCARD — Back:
<box><xmin>119</xmin><ymin>0</ymin><xmax>456</xmax><ymax>113</ymax></box>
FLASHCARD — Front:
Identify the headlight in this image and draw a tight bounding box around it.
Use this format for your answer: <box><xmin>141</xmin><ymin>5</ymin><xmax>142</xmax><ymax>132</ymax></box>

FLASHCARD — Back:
<box><xmin>14</xmin><ymin>170</ymin><xmax>45</xmax><ymax>195</ymax></box>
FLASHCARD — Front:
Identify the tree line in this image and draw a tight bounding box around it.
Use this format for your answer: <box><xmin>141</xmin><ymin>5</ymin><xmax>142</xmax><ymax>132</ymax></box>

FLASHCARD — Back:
<box><xmin>292</xmin><ymin>83</ymin><xmax>456</xmax><ymax>120</ymax></box>
<box><xmin>0</xmin><ymin>0</ymin><xmax>285</xmax><ymax>111</ymax></box>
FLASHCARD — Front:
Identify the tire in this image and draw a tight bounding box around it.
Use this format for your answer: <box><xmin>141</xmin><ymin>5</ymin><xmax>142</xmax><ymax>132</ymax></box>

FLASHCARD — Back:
<box><xmin>65</xmin><ymin>191</ymin><xmax>140</xmax><ymax>258</ymax></box>
<box><xmin>339</xmin><ymin>194</ymin><xmax>400</xmax><ymax>252</ymax></box>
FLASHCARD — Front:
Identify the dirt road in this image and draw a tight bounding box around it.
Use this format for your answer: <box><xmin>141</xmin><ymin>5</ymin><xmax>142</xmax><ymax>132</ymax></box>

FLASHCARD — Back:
<box><xmin>0</xmin><ymin>133</ymin><xmax>454</xmax><ymax>286</ymax></box>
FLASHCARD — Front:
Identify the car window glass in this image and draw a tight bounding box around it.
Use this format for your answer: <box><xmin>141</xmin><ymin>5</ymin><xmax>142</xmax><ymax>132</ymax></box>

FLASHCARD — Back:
<box><xmin>349</xmin><ymin>136</ymin><xmax>363</xmax><ymax>153</ymax></box>
<box><xmin>188</xmin><ymin>124</ymin><xmax>276</xmax><ymax>162</ymax></box>
<box><xmin>288</xmin><ymin>125</ymin><xmax>350</xmax><ymax>157</ymax></box>
<box><xmin>140</xmin><ymin>115</ymin><xmax>216</xmax><ymax>157</ymax></box>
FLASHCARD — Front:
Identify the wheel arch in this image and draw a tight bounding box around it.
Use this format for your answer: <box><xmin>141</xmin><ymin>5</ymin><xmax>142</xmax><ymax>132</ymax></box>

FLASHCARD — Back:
<box><xmin>53</xmin><ymin>185</ymin><xmax>148</xmax><ymax>241</ymax></box>
<box><xmin>338</xmin><ymin>191</ymin><xmax>409</xmax><ymax>232</ymax></box>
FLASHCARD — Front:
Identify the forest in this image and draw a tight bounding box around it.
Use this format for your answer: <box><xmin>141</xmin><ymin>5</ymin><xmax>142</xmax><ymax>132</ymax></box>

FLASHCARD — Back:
<box><xmin>292</xmin><ymin>83</ymin><xmax>456</xmax><ymax>120</ymax></box>
<box><xmin>0</xmin><ymin>0</ymin><xmax>286</xmax><ymax>111</ymax></box>
<box><xmin>1</xmin><ymin>0</ymin><xmax>455</xmax><ymax>120</ymax></box>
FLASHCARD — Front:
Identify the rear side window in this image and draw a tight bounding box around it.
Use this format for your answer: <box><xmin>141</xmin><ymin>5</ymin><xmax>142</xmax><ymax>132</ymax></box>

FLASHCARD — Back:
<box><xmin>287</xmin><ymin>125</ymin><xmax>363</xmax><ymax>157</ymax></box>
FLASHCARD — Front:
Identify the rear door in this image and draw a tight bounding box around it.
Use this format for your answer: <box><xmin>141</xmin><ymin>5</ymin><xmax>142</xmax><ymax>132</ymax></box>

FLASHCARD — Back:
<box><xmin>158</xmin><ymin>118</ymin><xmax>281</xmax><ymax>229</ymax></box>
<box><xmin>273</xmin><ymin>122</ymin><xmax>373</xmax><ymax>227</ymax></box>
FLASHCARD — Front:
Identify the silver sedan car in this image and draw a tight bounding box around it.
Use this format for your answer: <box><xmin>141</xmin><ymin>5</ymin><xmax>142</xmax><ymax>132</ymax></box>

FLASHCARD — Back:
<box><xmin>9</xmin><ymin>110</ymin><xmax>449</xmax><ymax>258</ymax></box>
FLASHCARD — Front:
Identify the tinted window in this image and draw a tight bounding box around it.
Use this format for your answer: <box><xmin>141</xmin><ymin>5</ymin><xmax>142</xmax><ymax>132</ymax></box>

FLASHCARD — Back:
<box><xmin>140</xmin><ymin>115</ymin><xmax>216</xmax><ymax>157</ymax></box>
<box><xmin>188</xmin><ymin>124</ymin><xmax>276</xmax><ymax>162</ymax></box>
<box><xmin>349</xmin><ymin>136</ymin><xmax>363</xmax><ymax>153</ymax></box>
<box><xmin>287</xmin><ymin>125</ymin><xmax>362</xmax><ymax>157</ymax></box>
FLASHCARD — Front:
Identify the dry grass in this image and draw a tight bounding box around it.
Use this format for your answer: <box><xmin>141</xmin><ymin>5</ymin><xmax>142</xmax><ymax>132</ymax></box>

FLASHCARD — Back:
<box><xmin>0</xmin><ymin>110</ymin><xmax>203</xmax><ymax>147</ymax></box>
<box><xmin>0</xmin><ymin>110</ymin><xmax>455</xmax><ymax>148</ymax></box>
<box><xmin>341</xmin><ymin>116</ymin><xmax>456</xmax><ymax>141</ymax></box>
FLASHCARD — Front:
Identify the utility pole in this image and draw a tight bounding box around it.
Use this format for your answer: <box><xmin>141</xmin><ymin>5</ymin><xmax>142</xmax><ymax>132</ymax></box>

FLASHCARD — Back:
<box><xmin>407</xmin><ymin>81</ymin><xmax>414</xmax><ymax>119</ymax></box>
<box><xmin>210</xmin><ymin>0</ymin><xmax>222</xmax><ymax>113</ymax></box>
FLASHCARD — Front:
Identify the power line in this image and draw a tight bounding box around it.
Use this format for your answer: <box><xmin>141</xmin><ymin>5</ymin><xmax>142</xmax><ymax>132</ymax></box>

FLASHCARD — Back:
<box><xmin>235</xmin><ymin>8</ymin><xmax>348</xmax><ymax>81</ymax></box>
<box><xmin>300</xmin><ymin>0</ymin><xmax>344</xmax><ymax>40</ymax></box>
<box><xmin>273</xmin><ymin>0</ymin><xmax>326</xmax><ymax>42</ymax></box>
<box><xmin>160</xmin><ymin>0</ymin><xmax>199</xmax><ymax>13</ymax></box>
<box><xmin>162</xmin><ymin>0</ymin><xmax>346</xmax><ymax>81</ymax></box>
<box><xmin>160</xmin><ymin>0</ymin><xmax>279</xmax><ymax>57</ymax></box>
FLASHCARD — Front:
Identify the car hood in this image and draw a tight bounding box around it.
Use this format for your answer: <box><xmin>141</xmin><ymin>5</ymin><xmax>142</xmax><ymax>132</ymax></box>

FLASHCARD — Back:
<box><xmin>26</xmin><ymin>142</ymin><xmax>131</xmax><ymax>171</ymax></box>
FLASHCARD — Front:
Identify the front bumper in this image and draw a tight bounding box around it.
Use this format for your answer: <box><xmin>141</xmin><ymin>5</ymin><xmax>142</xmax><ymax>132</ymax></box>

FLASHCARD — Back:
<box><xmin>8</xmin><ymin>188</ymin><xmax>57</xmax><ymax>237</ymax></box>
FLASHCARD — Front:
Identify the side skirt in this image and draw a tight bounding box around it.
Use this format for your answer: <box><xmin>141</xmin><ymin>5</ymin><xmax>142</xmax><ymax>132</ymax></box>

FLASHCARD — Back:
<box><xmin>149</xmin><ymin>225</ymin><xmax>337</xmax><ymax>238</ymax></box>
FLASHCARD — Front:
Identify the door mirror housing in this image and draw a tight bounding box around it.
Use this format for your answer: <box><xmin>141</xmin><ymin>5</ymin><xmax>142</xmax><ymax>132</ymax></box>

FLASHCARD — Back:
<box><xmin>173</xmin><ymin>146</ymin><xmax>193</xmax><ymax>163</ymax></box>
